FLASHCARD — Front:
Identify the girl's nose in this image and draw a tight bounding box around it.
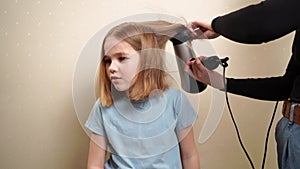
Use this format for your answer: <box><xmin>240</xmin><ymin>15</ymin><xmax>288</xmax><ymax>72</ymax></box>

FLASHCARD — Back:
<box><xmin>108</xmin><ymin>60</ymin><xmax>118</xmax><ymax>73</ymax></box>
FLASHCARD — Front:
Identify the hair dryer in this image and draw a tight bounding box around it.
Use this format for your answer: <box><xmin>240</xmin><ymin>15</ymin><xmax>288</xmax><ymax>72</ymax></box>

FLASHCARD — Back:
<box><xmin>170</xmin><ymin>26</ymin><xmax>227</xmax><ymax>93</ymax></box>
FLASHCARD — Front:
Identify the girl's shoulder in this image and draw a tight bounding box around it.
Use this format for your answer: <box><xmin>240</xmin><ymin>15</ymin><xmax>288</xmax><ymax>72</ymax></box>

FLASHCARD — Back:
<box><xmin>165</xmin><ymin>87</ymin><xmax>184</xmax><ymax>96</ymax></box>
<box><xmin>95</xmin><ymin>98</ymin><xmax>101</xmax><ymax>107</ymax></box>
<box><xmin>94</xmin><ymin>98</ymin><xmax>107</xmax><ymax>110</ymax></box>
<box><xmin>164</xmin><ymin>88</ymin><xmax>187</xmax><ymax>103</ymax></box>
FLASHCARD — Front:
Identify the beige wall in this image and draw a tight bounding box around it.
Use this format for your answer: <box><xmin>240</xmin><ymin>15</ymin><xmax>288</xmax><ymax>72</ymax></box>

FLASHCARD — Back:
<box><xmin>0</xmin><ymin>0</ymin><xmax>293</xmax><ymax>168</ymax></box>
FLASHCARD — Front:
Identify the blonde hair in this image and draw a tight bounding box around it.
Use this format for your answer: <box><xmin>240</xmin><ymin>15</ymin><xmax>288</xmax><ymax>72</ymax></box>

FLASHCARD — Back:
<box><xmin>99</xmin><ymin>21</ymin><xmax>186</xmax><ymax>107</ymax></box>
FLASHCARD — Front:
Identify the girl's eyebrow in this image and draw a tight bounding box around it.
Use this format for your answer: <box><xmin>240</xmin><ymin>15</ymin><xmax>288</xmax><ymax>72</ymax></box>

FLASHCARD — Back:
<box><xmin>104</xmin><ymin>52</ymin><xmax>129</xmax><ymax>58</ymax></box>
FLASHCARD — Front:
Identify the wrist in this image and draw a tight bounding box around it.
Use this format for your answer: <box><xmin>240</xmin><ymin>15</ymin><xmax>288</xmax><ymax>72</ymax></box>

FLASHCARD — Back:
<box><xmin>208</xmin><ymin>71</ymin><xmax>226</xmax><ymax>90</ymax></box>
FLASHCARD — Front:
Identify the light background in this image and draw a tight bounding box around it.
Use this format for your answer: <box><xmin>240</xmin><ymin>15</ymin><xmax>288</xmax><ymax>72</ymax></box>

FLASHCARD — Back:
<box><xmin>0</xmin><ymin>0</ymin><xmax>293</xmax><ymax>168</ymax></box>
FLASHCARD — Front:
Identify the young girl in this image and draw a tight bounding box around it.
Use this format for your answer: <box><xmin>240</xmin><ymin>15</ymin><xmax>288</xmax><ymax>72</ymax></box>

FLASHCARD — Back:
<box><xmin>85</xmin><ymin>21</ymin><xmax>200</xmax><ymax>169</ymax></box>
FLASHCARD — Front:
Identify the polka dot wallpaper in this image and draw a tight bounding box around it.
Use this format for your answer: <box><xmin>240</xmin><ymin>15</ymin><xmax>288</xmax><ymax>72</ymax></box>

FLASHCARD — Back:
<box><xmin>0</xmin><ymin>0</ymin><xmax>292</xmax><ymax>168</ymax></box>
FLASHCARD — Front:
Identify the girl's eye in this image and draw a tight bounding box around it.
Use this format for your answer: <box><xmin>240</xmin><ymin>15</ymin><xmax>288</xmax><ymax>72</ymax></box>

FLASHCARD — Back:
<box><xmin>103</xmin><ymin>57</ymin><xmax>111</xmax><ymax>64</ymax></box>
<box><xmin>118</xmin><ymin>56</ymin><xmax>127</xmax><ymax>62</ymax></box>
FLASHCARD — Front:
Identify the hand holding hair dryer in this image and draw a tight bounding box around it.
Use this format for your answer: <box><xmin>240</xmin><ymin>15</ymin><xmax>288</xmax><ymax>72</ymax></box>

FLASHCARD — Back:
<box><xmin>170</xmin><ymin>25</ymin><xmax>227</xmax><ymax>93</ymax></box>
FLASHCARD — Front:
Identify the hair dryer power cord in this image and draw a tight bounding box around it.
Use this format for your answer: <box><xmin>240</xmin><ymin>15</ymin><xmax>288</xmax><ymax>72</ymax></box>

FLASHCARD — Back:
<box><xmin>223</xmin><ymin>66</ymin><xmax>255</xmax><ymax>169</ymax></box>
<box><xmin>221</xmin><ymin>61</ymin><xmax>278</xmax><ymax>169</ymax></box>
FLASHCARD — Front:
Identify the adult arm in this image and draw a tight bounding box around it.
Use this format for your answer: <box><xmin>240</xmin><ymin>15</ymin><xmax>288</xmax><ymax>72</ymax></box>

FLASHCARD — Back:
<box><xmin>212</xmin><ymin>0</ymin><xmax>300</xmax><ymax>44</ymax></box>
<box><xmin>189</xmin><ymin>0</ymin><xmax>300</xmax><ymax>101</ymax></box>
<box><xmin>227</xmin><ymin>56</ymin><xmax>300</xmax><ymax>101</ymax></box>
<box><xmin>186</xmin><ymin>55</ymin><xmax>299</xmax><ymax>101</ymax></box>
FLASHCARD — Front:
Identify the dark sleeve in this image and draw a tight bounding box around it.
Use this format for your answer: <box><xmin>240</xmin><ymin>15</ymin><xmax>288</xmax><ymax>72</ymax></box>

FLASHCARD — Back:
<box><xmin>226</xmin><ymin>56</ymin><xmax>300</xmax><ymax>101</ymax></box>
<box><xmin>211</xmin><ymin>0</ymin><xmax>300</xmax><ymax>44</ymax></box>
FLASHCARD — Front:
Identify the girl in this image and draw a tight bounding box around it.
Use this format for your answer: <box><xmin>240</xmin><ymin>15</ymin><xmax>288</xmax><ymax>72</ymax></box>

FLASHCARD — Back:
<box><xmin>85</xmin><ymin>21</ymin><xmax>200</xmax><ymax>169</ymax></box>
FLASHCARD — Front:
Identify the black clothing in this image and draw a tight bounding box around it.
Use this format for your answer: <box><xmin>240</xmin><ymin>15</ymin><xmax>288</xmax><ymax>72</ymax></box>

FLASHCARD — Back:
<box><xmin>211</xmin><ymin>0</ymin><xmax>300</xmax><ymax>101</ymax></box>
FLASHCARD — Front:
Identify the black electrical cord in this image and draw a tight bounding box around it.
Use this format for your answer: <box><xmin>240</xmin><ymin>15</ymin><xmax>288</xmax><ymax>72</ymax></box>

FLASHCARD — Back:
<box><xmin>261</xmin><ymin>101</ymin><xmax>278</xmax><ymax>169</ymax></box>
<box><xmin>222</xmin><ymin>65</ymin><xmax>256</xmax><ymax>169</ymax></box>
<box><xmin>221</xmin><ymin>61</ymin><xmax>279</xmax><ymax>169</ymax></box>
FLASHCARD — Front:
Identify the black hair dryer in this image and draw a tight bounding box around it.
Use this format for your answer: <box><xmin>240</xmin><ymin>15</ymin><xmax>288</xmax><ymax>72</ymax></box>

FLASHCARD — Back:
<box><xmin>170</xmin><ymin>26</ymin><xmax>228</xmax><ymax>93</ymax></box>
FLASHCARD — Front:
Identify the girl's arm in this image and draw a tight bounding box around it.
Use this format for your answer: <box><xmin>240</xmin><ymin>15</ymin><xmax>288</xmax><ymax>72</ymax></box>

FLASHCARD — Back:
<box><xmin>87</xmin><ymin>133</ymin><xmax>107</xmax><ymax>169</ymax></box>
<box><xmin>177</xmin><ymin>126</ymin><xmax>200</xmax><ymax>169</ymax></box>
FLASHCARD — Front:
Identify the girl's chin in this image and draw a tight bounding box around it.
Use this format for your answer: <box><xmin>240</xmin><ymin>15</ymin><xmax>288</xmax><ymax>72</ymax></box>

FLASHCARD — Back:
<box><xmin>113</xmin><ymin>85</ymin><xmax>129</xmax><ymax>92</ymax></box>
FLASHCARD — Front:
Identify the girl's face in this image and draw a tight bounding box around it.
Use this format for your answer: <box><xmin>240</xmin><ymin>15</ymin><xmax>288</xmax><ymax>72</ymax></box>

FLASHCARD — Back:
<box><xmin>103</xmin><ymin>40</ymin><xmax>140</xmax><ymax>91</ymax></box>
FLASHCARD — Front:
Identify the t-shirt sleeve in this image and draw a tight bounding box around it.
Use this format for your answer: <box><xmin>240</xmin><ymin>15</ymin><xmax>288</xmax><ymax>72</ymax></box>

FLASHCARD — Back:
<box><xmin>174</xmin><ymin>91</ymin><xmax>198</xmax><ymax>131</ymax></box>
<box><xmin>85</xmin><ymin>99</ymin><xmax>106</xmax><ymax>136</ymax></box>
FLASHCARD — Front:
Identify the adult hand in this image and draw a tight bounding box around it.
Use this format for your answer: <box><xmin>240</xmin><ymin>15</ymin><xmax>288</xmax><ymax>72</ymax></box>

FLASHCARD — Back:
<box><xmin>185</xmin><ymin>56</ymin><xmax>226</xmax><ymax>90</ymax></box>
<box><xmin>191</xmin><ymin>21</ymin><xmax>220</xmax><ymax>39</ymax></box>
<box><xmin>185</xmin><ymin>56</ymin><xmax>211</xmax><ymax>84</ymax></box>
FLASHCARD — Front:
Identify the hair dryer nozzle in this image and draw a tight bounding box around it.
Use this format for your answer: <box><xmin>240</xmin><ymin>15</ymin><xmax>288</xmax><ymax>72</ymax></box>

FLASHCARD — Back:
<box><xmin>170</xmin><ymin>27</ymin><xmax>193</xmax><ymax>45</ymax></box>
<box><xmin>170</xmin><ymin>25</ymin><xmax>203</xmax><ymax>45</ymax></box>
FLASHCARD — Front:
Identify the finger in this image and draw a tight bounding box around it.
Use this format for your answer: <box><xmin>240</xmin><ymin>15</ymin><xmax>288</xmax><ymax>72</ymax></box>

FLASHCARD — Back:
<box><xmin>191</xmin><ymin>21</ymin><xmax>206</xmax><ymax>32</ymax></box>
<box><xmin>191</xmin><ymin>21</ymin><xmax>203</xmax><ymax>27</ymax></box>
<box><xmin>185</xmin><ymin>61</ymin><xmax>201</xmax><ymax>80</ymax></box>
<box><xmin>195</xmin><ymin>57</ymin><xmax>209</xmax><ymax>72</ymax></box>
<box><xmin>184</xmin><ymin>64</ymin><xmax>192</xmax><ymax>73</ymax></box>
<box><xmin>195</xmin><ymin>57</ymin><xmax>202</xmax><ymax>64</ymax></box>
<box><xmin>184</xmin><ymin>64</ymin><xmax>195</xmax><ymax>76</ymax></box>
<box><xmin>188</xmin><ymin>57</ymin><xmax>197</xmax><ymax>64</ymax></box>
<box><xmin>199</xmin><ymin>56</ymin><xmax>206</xmax><ymax>60</ymax></box>
<box><xmin>187</xmin><ymin>24</ymin><xmax>198</xmax><ymax>36</ymax></box>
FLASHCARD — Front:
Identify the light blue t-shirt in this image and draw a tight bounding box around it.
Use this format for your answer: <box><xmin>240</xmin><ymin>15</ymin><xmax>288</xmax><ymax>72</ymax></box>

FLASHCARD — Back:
<box><xmin>85</xmin><ymin>88</ymin><xmax>198</xmax><ymax>169</ymax></box>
